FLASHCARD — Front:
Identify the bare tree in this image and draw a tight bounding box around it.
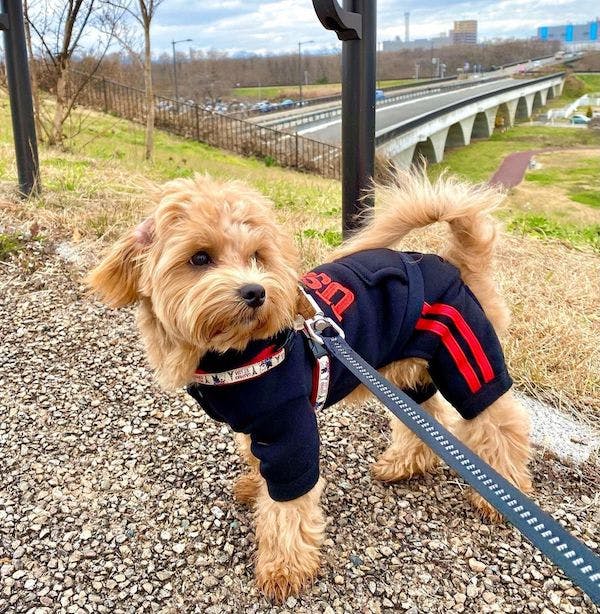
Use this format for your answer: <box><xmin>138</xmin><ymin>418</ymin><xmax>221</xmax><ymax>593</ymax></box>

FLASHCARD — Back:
<box><xmin>26</xmin><ymin>0</ymin><xmax>118</xmax><ymax>147</ymax></box>
<box><xmin>22</xmin><ymin>0</ymin><xmax>44</xmax><ymax>142</ymax></box>
<box><xmin>101</xmin><ymin>0</ymin><xmax>165</xmax><ymax>160</ymax></box>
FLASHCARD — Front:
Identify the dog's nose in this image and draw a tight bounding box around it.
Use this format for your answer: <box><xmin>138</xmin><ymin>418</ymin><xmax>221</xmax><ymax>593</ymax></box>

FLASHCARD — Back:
<box><xmin>239</xmin><ymin>283</ymin><xmax>266</xmax><ymax>308</ymax></box>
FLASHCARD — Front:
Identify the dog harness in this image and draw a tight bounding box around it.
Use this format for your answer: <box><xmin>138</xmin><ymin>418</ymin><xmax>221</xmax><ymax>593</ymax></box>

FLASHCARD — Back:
<box><xmin>187</xmin><ymin>249</ymin><xmax>513</xmax><ymax>502</ymax></box>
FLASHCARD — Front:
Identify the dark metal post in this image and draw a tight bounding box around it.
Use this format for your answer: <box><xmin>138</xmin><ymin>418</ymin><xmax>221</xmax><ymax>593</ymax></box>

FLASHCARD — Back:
<box><xmin>1</xmin><ymin>0</ymin><xmax>41</xmax><ymax>196</ymax></box>
<box><xmin>352</xmin><ymin>0</ymin><xmax>376</xmax><ymax>230</ymax></box>
<box><xmin>312</xmin><ymin>0</ymin><xmax>376</xmax><ymax>238</ymax></box>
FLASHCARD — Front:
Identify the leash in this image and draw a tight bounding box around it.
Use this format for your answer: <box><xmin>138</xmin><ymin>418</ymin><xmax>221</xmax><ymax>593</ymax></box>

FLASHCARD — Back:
<box><xmin>302</xmin><ymin>310</ymin><xmax>600</xmax><ymax>605</ymax></box>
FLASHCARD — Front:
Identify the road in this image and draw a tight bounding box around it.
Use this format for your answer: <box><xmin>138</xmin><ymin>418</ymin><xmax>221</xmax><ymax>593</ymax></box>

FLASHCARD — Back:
<box><xmin>295</xmin><ymin>77</ymin><xmax>524</xmax><ymax>145</ymax></box>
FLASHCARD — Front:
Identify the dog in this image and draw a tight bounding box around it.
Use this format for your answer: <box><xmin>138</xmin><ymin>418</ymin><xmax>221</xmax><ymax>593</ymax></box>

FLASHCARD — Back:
<box><xmin>86</xmin><ymin>170</ymin><xmax>531</xmax><ymax>601</ymax></box>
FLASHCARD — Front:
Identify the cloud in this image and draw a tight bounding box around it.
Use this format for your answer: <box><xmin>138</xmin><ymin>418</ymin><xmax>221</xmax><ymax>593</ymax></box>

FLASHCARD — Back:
<box><xmin>148</xmin><ymin>0</ymin><xmax>594</xmax><ymax>55</ymax></box>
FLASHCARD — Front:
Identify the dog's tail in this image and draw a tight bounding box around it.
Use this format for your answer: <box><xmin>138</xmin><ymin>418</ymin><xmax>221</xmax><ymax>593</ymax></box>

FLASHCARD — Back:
<box><xmin>331</xmin><ymin>169</ymin><xmax>510</xmax><ymax>333</ymax></box>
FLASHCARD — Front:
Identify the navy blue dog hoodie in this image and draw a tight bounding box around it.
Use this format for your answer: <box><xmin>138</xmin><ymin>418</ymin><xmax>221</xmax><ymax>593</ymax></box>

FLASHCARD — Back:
<box><xmin>187</xmin><ymin>249</ymin><xmax>513</xmax><ymax>502</ymax></box>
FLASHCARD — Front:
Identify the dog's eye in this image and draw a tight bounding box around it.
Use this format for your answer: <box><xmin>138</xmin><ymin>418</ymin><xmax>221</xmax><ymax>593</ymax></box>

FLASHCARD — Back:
<box><xmin>189</xmin><ymin>251</ymin><xmax>212</xmax><ymax>266</ymax></box>
<box><xmin>253</xmin><ymin>251</ymin><xmax>261</xmax><ymax>261</ymax></box>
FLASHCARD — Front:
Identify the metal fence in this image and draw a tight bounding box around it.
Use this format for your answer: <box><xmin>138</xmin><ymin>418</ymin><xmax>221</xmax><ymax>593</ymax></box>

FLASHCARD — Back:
<box><xmin>72</xmin><ymin>71</ymin><xmax>341</xmax><ymax>179</ymax></box>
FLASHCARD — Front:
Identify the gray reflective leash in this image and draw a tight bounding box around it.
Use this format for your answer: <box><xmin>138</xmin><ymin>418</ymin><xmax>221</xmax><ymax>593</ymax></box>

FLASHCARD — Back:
<box><xmin>303</xmin><ymin>315</ymin><xmax>600</xmax><ymax>605</ymax></box>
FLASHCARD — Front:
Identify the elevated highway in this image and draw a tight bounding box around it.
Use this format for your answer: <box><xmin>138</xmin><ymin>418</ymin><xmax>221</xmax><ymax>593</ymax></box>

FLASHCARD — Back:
<box><xmin>255</xmin><ymin>72</ymin><xmax>565</xmax><ymax>167</ymax></box>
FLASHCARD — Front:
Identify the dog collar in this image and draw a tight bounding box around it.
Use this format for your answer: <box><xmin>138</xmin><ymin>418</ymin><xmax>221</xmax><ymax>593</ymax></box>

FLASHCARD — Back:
<box><xmin>193</xmin><ymin>331</ymin><xmax>294</xmax><ymax>386</ymax></box>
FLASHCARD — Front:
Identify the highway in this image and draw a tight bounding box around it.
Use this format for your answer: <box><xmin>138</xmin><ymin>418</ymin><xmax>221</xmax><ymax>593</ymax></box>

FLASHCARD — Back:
<box><xmin>294</xmin><ymin>77</ymin><xmax>526</xmax><ymax>145</ymax></box>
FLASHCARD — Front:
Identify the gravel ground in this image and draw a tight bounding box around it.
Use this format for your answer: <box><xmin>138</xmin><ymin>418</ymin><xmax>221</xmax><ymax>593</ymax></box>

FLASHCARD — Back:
<box><xmin>1</xmin><ymin>237</ymin><xmax>598</xmax><ymax>614</ymax></box>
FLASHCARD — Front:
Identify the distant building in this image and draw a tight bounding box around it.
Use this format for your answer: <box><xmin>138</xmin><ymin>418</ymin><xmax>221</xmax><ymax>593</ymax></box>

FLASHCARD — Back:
<box><xmin>382</xmin><ymin>33</ymin><xmax>452</xmax><ymax>52</ymax></box>
<box><xmin>381</xmin><ymin>19</ymin><xmax>476</xmax><ymax>51</ymax></box>
<box><xmin>452</xmin><ymin>20</ymin><xmax>478</xmax><ymax>45</ymax></box>
<box><xmin>537</xmin><ymin>19</ymin><xmax>600</xmax><ymax>49</ymax></box>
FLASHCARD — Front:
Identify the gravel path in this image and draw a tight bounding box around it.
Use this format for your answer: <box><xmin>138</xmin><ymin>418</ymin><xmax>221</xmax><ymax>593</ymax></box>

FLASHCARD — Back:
<box><xmin>489</xmin><ymin>151</ymin><xmax>540</xmax><ymax>188</ymax></box>
<box><xmin>1</xmin><ymin>238</ymin><xmax>598</xmax><ymax>613</ymax></box>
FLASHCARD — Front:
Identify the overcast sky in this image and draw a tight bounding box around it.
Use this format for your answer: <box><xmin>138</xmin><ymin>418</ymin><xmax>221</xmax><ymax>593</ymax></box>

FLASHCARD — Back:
<box><xmin>149</xmin><ymin>0</ymin><xmax>592</xmax><ymax>56</ymax></box>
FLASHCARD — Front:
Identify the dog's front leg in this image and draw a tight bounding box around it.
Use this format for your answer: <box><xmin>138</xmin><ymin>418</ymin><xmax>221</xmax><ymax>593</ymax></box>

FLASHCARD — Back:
<box><xmin>254</xmin><ymin>478</ymin><xmax>325</xmax><ymax>602</ymax></box>
<box><xmin>233</xmin><ymin>433</ymin><xmax>262</xmax><ymax>504</ymax></box>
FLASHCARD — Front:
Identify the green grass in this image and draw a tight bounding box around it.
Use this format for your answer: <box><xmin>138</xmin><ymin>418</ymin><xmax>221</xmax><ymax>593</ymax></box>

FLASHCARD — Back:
<box><xmin>232</xmin><ymin>79</ymin><xmax>414</xmax><ymax>101</ymax></box>
<box><xmin>577</xmin><ymin>73</ymin><xmax>600</xmax><ymax>92</ymax></box>
<box><xmin>0</xmin><ymin>232</ymin><xmax>24</xmax><ymax>260</ymax></box>
<box><xmin>504</xmin><ymin>212</ymin><xmax>600</xmax><ymax>251</ymax></box>
<box><xmin>434</xmin><ymin>125</ymin><xmax>600</xmax><ymax>184</ymax></box>
<box><xmin>570</xmin><ymin>190</ymin><xmax>600</xmax><ymax>208</ymax></box>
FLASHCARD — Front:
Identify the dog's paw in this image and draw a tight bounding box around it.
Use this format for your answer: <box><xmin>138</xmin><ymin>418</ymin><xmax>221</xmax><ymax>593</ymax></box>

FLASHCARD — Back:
<box><xmin>468</xmin><ymin>491</ymin><xmax>504</xmax><ymax>523</ymax></box>
<box><xmin>233</xmin><ymin>472</ymin><xmax>261</xmax><ymax>505</ymax></box>
<box><xmin>371</xmin><ymin>449</ymin><xmax>437</xmax><ymax>482</ymax></box>
<box><xmin>256</xmin><ymin>557</ymin><xmax>319</xmax><ymax>602</ymax></box>
<box><xmin>468</xmin><ymin>476</ymin><xmax>533</xmax><ymax>524</ymax></box>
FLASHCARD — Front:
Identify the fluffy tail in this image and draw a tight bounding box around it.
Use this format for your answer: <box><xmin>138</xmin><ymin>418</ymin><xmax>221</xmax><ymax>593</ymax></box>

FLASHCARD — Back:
<box><xmin>331</xmin><ymin>169</ymin><xmax>510</xmax><ymax>334</ymax></box>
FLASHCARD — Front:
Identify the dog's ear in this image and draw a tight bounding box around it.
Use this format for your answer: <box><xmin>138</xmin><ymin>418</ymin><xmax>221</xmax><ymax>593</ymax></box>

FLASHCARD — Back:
<box><xmin>86</xmin><ymin>218</ymin><xmax>154</xmax><ymax>308</ymax></box>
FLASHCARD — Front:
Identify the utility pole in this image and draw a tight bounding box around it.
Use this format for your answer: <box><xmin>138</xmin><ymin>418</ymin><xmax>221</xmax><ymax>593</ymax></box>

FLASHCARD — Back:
<box><xmin>171</xmin><ymin>38</ymin><xmax>192</xmax><ymax>108</ymax></box>
<box><xmin>298</xmin><ymin>40</ymin><xmax>314</xmax><ymax>104</ymax></box>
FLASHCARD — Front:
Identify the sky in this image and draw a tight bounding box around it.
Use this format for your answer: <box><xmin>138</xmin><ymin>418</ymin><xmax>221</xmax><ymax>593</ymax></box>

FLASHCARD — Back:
<box><xmin>149</xmin><ymin>0</ymin><xmax>594</xmax><ymax>57</ymax></box>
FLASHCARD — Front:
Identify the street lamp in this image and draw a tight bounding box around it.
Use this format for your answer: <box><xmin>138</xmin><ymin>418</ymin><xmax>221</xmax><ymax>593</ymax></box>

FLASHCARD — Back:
<box><xmin>172</xmin><ymin>38</ymin><xmax>193</xmax><ymax>106</ymax></box>
<box><xmin>298</xmin><ymin>40</ymin><xmax>314</xmax><ymax>105</ymax></box>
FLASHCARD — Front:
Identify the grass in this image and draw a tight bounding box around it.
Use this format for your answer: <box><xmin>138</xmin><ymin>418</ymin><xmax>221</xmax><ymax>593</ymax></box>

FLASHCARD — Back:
<box><xmin>435</xmin><ymin>124</ymin><xmax>600</xmax><ymax>252</ymax></box>
<box><xmin>0</xmin><ymin>90</ymin><xmax>598</xmax><ymax>418</ymax></box>
<box><xmin>577</xmin><ymin>73</ymin><xmax>600</xmax><ymax>92</ymax></box>
<box><xmin>0</xmin><ymin>231</ymin><xmax>24</xmax><ymax>260</ymax></box>
<box><xmin>435</xmin><ymin>125</ymin><xmax>600</xmax><ymax>184</ymax></box>
<box><xmin>232</xmin><ymin>79</ymin><xmax>414</xmax><ymax>101</ymax></box>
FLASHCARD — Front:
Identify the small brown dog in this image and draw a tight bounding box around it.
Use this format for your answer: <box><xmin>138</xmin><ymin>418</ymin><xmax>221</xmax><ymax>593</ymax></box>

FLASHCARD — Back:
<box><xmin>87</xmin><ymin>171</ymin><xmax>531</xmax><ymax>601</ymax></box>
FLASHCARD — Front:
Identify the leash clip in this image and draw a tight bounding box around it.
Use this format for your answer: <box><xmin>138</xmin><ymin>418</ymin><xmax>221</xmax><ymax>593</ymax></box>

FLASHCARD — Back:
<box><xmin>304</xmin><ymin>314</ymin><xmax>345</xmax><ymax>345</ymax></box>
<box><xmin>298</xmin><ymin>285</ymin><xmax>345</xmax><ymax>345</ymax></box>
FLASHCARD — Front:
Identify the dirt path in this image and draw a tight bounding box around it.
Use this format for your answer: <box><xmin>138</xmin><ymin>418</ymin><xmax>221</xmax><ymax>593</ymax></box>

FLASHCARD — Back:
<box><xmin>489</xmin><ymin>150</ymin><xmax>540</xmax><ymax>188</ymax></box>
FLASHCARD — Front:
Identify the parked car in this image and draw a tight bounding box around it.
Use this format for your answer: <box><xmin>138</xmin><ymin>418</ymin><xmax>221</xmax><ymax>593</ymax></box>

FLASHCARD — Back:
<box><xmin>279</xmin><ymin>98</ymin><xmax>295</xmax><ymax>109</ymax></box>
<box><xmin>570</xmin><ymin>114</ymin><xmax>590</xmax><ymax>125</ymax></box>
<box><xmin>252</xmin><ymin>100</ymin><xmax>272</xmax><ymax>112</ymax></box>
<box><xmin>375</xmin><ymin>89</ymin><xmax>385</xmax><ymax>101</ymax></box>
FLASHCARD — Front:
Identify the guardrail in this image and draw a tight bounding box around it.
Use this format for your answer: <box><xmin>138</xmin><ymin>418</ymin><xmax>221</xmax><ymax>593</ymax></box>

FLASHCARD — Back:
<box><xmin>259</xmin><ymin>75</ymin><xmax>507</xmax><ymax>132</ymax></box>
<box><xmin>375</xmin><ymin>72</ymin><xmax>566</xmax><ymax>146</ymax></box>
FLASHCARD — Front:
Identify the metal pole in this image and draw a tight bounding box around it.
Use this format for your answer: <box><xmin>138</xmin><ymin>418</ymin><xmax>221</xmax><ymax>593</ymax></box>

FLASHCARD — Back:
<box><xmin>298</xmin><ymin>42</ymin><xmax>302</xmax><ymax>104</ymax></box>
<box><xmin>298</xmin><ymin>40</ymin><xmax>314</xmax><ymax>106</ymax></box>
<box><xmin>342</xmin><ymin>0</ymin><xmax>376</xmax><ymax>237</ymax></box>
<box><xmin>1</xmin><ymin>0</ymin><xmax>40</xmax><ymax>196</ymax></box>
<box><xmin>341</xmin><ymin>3</ymin><xmax>361</xmax><ymax>236</ymax></box>
<box><xmin>171</xmin><ymin>40</ymin><xmax>178</xmax><ymax>104</ymax></box>
<box><xmin>356</xmin><ymin>0</ymin><xmax>376</xmax><ymax>224</ymax></box>
<box><xmin>312</xmin><ymin>0</ymin><xmax>373</xmax><ymax>237</ymax></box>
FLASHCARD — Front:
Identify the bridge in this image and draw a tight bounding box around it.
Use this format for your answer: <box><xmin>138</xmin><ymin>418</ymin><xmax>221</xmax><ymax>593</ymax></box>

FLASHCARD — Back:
<box><xmin>255</xmin><ymin>72</ymin><xmax>565</xmax><ymax>168</ymax></box>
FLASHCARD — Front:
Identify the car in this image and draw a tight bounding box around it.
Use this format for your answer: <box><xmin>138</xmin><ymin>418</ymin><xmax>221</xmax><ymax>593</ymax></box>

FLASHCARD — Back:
<box><xmin>570</xmin><ymin>114</ymin><xmax>590</xmax><ymax>125</ymax></box>
<box><xmin>252</xmin><ymin>100</ymin><xmax>272</xmax><ymax>112</ymax></box>
<box><xmin>279</xmin><ymin>98</ymin><xmax>295</xmax><ymax>109</ymax></box>
<box><xmin>375</xmin><ymin>89</ymin><xmax>385</xmax><ymax>101</ymax></box>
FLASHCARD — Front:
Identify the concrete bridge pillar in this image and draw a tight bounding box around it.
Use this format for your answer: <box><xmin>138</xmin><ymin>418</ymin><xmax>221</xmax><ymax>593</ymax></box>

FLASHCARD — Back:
<box><xmin>414</xmin><ymin>128</ymin><xmax>448</xmax><ymax>164</ymax></box>
<box><xmin>446</xmin><ymin>116</ymin><xmax>476</xmax><ymax>148</ymax></box>
<box><xmin>515</xmin><ymin>96</ymin><xmax>531</xmax><ymax>121</ymax></box>
<box><xmin>504</xmin><ymin>99</ymin><xmax>518</xmax><ymax>127</ymax></box>
<box><xmin>391</xmin><ymin>144</ymin><xmax>417</xmax><ymax>169</ymax></box>
<box><xmin>471</xmin><ymin>106</ymin><xmax>497</xmax><ymax>139</ymax></box>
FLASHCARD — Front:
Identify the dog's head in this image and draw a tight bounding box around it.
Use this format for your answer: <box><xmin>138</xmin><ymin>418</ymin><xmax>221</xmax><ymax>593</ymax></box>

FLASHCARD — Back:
<box><xmin>86</xmin><ymin>175</ymin><xmax>300</xmax><ymax>386</ymax></box>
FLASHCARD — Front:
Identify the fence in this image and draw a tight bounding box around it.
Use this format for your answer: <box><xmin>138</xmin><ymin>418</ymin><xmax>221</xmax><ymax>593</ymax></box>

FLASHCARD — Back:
<box><xmin>71</xmin><ymin>71</ymin><xmax>341</xmax><ymax>180</ymax></box>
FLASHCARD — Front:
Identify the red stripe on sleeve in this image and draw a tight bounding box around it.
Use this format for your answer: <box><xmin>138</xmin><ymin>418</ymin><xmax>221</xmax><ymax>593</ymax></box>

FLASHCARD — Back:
<box><xmin>415</xmin><ymin>318</ymin><xmax>481</xmax><ymax>393</ymax></box>
<box><xmin>422</xmin><ymin>303</ymin><xmax>495</xmax><ymax>382</ymax></box>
